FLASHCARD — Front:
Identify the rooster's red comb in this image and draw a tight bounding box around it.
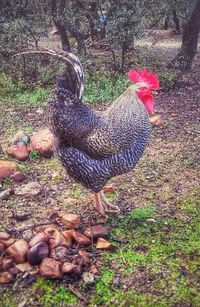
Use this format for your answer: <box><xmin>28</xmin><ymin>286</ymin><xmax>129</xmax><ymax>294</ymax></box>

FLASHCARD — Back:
<box><xmin>128</xmin><ymin>68</ymin><xmax>159</xmax><ymax>90</ymax></box>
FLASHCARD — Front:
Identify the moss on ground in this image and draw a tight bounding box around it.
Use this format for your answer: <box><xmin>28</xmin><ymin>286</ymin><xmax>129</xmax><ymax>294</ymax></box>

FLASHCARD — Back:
<box><xmin>89</xmin><ymin>198</ymin><xmax>200</xmax><ymax>306</ymax></box>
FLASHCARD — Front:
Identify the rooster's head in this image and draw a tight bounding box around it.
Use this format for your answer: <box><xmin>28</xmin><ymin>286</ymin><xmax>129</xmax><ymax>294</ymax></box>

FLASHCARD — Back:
<box><xmin>128</xmin><ymin>68</ymin><xmax>159</xmax><ymax>113</ymax></box>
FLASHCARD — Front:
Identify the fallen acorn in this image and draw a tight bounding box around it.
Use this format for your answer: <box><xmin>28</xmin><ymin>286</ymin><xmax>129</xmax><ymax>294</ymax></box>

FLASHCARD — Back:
<box><xmin>27</xmin><ymin>242</ymin><xmax>49</xmax><ymax>265</ymax></box>
<box><xmin>96</xmin><ymin>238</ymin><xmax>116</xmax><ymax>250</ymax></box>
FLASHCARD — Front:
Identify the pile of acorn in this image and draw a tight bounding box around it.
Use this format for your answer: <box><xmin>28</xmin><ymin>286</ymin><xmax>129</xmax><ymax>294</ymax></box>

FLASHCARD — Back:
<box><xmin>0</xmin><ymin>212</ymin><xmax>116</xmax><ymax>284</ymax></box>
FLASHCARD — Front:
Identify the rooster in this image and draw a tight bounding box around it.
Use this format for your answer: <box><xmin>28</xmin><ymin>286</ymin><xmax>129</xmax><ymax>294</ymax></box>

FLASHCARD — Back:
<box><xmin>15</xmin><ymin>49</ymin><xmax>161</xmax><ymax>217</ymax></box>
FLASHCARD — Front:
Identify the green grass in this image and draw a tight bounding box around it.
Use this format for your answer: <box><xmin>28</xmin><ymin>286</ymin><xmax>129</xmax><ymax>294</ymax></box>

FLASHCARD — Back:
<box><xmin>89</xmin><ymin>199</ymin><xmax>200</xmax><ymax>306</ymax></box>
<box><xmin>84</xmin><ymin>74</ymin><xmax>130</xmax><ymax>104</ymax></box>
<box><xmin>33</xmin><ymin>278</ymin><xmax>77</xmax><ymax>307</ymax></box>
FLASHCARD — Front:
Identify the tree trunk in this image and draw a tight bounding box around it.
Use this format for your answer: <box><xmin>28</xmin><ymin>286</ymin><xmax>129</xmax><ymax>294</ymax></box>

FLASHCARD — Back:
<box><xmin>53</xmin><ymin>20</ymin><xmax>71</xmax><ymax>51</ymax></box>
<box><xmin>51</xmin><ymin>0</ymin><xmax>71</xmax><ymax>51</ymax></box>
<box><xmin>169</xmin><ymin>0</ymin><xmax>200</xmax><ymax>70</ymax></box>
<box><xmin>172</xmin><ymin>9</ymin><xmax>181</xmax><ymax>33</ymax></box>
<box><xmin>163</xmin><ymin>15</ymin><xmax>169</xmax><ymax>30</ymax></box>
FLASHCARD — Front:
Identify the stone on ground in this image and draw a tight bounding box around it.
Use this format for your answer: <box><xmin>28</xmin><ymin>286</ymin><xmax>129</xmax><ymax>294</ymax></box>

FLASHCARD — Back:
<box><xmin>0</xmin><ymin>160</ymin><xmax>18</xmax><ymax>179</ymax></box>
<box><xmin>6</xmin><ymin>144</ymin><xmax>29</xmax><ymax>161</ymax></box>
<box><xmin>14</xmin><ymin>182</ymin><xmax>42</xmax><ymax>197</ymax></box>
<box><xmin>57</xmin><ymin>212</ymin><xmax>80</xmax><ymax>229</ymax></box>
<box><xmin>83</xmin><ymin>225</ymin><xmax>108</xmax><ymax>239</ymax></box>
<box><xmin>27</xmin><ymin>242</ymin><xmax>49</xmax><ymax>265</ymax></box>
<box><xmin>30</xmin><ymin>128</ymin><xmax>54</xmax><ymax>157</ymax></box>
<box><xmin>39</xmin><ymin>258</ymin><xmax>62</xmax><ymax>279</ymax></box>
<box><xmin>6</xmin><ymin>239</ymin><xmax>29</xmax><ymax>263</ymax></box>
<box><xmin>96</xmin><ymin>238</ymin><xmax>116</xmax><ymax>250</ymax></box>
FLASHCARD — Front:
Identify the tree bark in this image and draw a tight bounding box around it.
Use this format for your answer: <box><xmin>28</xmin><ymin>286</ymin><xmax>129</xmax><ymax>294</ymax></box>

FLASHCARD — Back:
<box><xmin>163</xmin><ymin>15</ymin><xmax>169</xmax><ymax>30</ymax></box>
<box><xmin>169</xmin><ymin>0</ymin><xmax>200</xmax><ymax>70</ymax></box>
<box><xmin>51</xmin><ymin>0</ymin><xmax>71</xmax><ymax>51</ymax></box>
<box><xmin>172</xmin><ymin>9</ymin><xmax>181</xmax><ymax>33</ymax></box>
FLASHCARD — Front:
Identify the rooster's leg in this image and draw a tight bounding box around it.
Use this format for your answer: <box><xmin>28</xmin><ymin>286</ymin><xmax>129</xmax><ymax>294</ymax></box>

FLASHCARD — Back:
<box><xmin>99</xmin><ymin>190</ymin><xmax>120</xmax><ymax>214</ymax></box>
<box><xmin>93</xmin><ymin>192</ymin><xmax>108</xmax><ymax>218</ymax></box>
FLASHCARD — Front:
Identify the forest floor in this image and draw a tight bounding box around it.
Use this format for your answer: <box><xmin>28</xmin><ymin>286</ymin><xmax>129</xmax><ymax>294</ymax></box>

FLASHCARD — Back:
<box><xmin>0</xmin><ymin>30</ymin><xmax>199</xmax><ymax>306</ymax></box>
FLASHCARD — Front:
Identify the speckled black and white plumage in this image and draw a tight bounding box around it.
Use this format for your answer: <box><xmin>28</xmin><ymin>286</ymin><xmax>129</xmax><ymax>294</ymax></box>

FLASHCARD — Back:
<box><xmin>16</xmin><ymin>49</ymin><xmax>153</xmax><ymax>192</ymax></box>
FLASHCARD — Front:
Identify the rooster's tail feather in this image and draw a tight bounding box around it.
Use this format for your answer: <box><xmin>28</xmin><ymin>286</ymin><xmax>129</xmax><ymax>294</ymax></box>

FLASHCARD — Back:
<box><xmin>13</xmin><ymin>49</ymin><xmax>84</xmax><ymax>101</ymax></box>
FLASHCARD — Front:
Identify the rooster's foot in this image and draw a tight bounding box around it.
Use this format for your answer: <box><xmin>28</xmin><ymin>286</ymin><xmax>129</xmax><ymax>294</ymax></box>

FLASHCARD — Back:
<box><xmin>99</xmin><ymin>191</ymin><xmax>120</xmax><ymax>214</ymax></box>
<box><xmin>93</xmin><ymin>191</ymin><xmax>120</xmax><ymax>217</ymax></box>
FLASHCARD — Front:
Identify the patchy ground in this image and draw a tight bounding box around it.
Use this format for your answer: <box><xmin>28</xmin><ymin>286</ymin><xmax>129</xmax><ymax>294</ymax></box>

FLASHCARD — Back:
<box><xmin>0</xmin><ymin>31</ymin><xmax>199</xmax><ymax>306</ymax></box>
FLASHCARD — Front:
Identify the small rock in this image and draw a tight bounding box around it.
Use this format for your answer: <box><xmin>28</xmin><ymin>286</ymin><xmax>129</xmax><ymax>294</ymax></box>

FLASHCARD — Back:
<box><xmin>6</xmin><ymin>144</ymin><xmax>29</xmax><ymax>161</ymax></box>
<box><xmin>71</xmin><ymin>231</ymin><xmax>91</xmax><ymax>247</ymax></box>
<box><xmin>9</xmin><ymin>267</ymin><xmax>20</xmax><ymax>276</ymax></box>
<box><xmin>27</xmin><ymin>242</ymin><xmax>49</xmax><ymax>265</ymax></box>
<box><xmin>58</xmin><ymin>212</ymin><xmax>80</xmax><ymax>229</ymax></box>
<box><xmin>96</xmin><ymin>238</ymin><xmax>116</xmax><ymax>250</ymax></box>
<box><xmin>16</xmin><ymin>262</ymin><xmax>33</xmax><ymax>272</ymax></box>
<box><xmin>10</xmin><ymin>171</ymin><xmax>26</xmax><ymax>182</ymax></box>
<box><xmin>6</xmin><ymin>239</ymin><xmax>29</xmax><ymax>263</ymax></box>
<box><xmin>44</xmin><ymin>227</ymin><xmax>69</xmax><ymax>249</ymax></box>
<box><xmin>30</xmin><ymin>128</ymin><xmax>54</xmax><ymax>157</ymax></box>
<box><xmin>0</xmin><ymin>243</ymin><xmax>5</xmax><ymax>254</ymax></box>
<box><xmin>22</xmin><ymin>230</ymin><xmax>33</xmax><ymax>241</ymax></box>
<box><xmin>103</xmin><ymin>185</ymin><xmax>116</xmax><ymax>193</ymax></box>
<box><xmin>29</xmin><ymin>232</ymin><xmax>49</xmax><ymax>247</ymax></box>
<box><xmin>0</xmin><ymin>258</ymin><xmax>14</xmax><ymax>270</ymax></box>
<box><xmin>0</xmin><ymin>232</ymin><xmax>11</xmax><ymax>240</ymax></box>
<box><xmin>10</xmin><ymin>132</ymin><xmax>30</xmax><ymax>146</ymax></box>
<box><xmin>14</xmin><ymin>212</ymin><xmax>31</xmax><ymax>222</ymax></box>
<box><xmin>0</xmin><ymin>232</ymin><xmax>15</xmax><ymax>248</ymax></box>
<box><xmin>0</xmin><ymin>160</ymin><xmax>18</xmax><ymax>179</ymax></box>
<box><xmin>61</xmin><ymin>230</ymin><xmax>73</xmax><ymax>247</ymax></box>
<box><xmin>14</xmin><ymin>182</ymin><xmax>42</xmax><ymax>197</ymax></box>
<box><xmin>62</xmin><ymin>262</ymin><xmax>77</xmax><ymax>274</ymax></box>
<box><xmin>82</xmin><ymin>272</ymin><xmax>95</xmax><ymax>285</ymax></box>
<box><xmin>89</xmin><ymin>264</ymin><xmax>100</xmax><ymax>275</ymax></box>
<box><xmin>0</xmin><ymin>272</ymin><xmax>12</xmax><ymax>284</ymax></box>
<box><xmin>50</xmin><ymin>246</ymin><xmax>69</xmax><ymax>262</ymax></box>
<box><xmin>83</xmin><ymin>225</ymin><xmax>108</xmax><ymax>240</ymax></box>
<box><xmin>39</xmin><ymin>258</ymin><xmax>62</xmax><ymax>279</ymax></box>
<box><xmin>79</xmin><ymin>249</ymin><xmax>90</xmax><ymax>265</ymax></box>
<box><xmin>0</xmin><ymin>188</ymin><xmax>14</xmax><ymax>200</ymax></box>
<box><xmin>146</xmin><ymin>218</ymin><xmax>156</xmax><ymax>223</ymax></box>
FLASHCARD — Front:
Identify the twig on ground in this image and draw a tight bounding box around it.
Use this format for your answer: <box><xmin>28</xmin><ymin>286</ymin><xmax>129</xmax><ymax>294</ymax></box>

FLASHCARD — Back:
<box><xmin>68</xmin><ymin>284</ymin><xmax>88</xmax><ymax>303</ymax></box>
<box><xmin>7</xmin><ymin>220</ymin><xmax>51</xmax><ymax>234</ymax></box>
